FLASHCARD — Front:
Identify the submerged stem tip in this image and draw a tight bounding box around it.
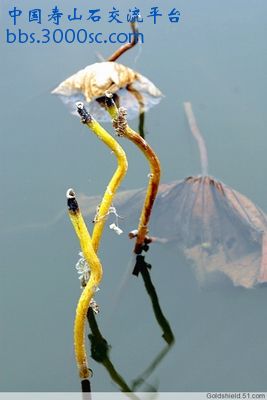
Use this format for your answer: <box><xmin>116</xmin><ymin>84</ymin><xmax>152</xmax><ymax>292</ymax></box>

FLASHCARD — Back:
<box><xmin>76</xmin><ymin>102</ymin><xmax>92</xmax><ymax>124</ymax></box>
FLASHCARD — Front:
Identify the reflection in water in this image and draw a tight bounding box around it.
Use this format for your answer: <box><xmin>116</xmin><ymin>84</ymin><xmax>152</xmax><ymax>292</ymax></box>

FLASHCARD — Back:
<box><xmin>87</xmin><ymin>308</ymin><xmax>134</xmax><ymax>393</ymax></box>
<box><xmin>131</xmin><ymin>255</ymin><xmax>175</xmax><ymax>390</ymax></box>
<box><xmin>133</xmin><ymin>256</ymin><xmax>174</xmax><ymax>345</ymax></box>
<box><xmin>87</xmin><ymin>254</ymin><xmax>174</xmax><ymax>393</ymax></box>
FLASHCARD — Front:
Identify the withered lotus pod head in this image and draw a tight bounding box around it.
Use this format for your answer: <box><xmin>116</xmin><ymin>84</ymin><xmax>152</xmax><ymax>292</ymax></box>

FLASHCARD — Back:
<box><xmin>52</xmin><ymin>61</ymin><xmax>163</xmax><ymax>121</ymax></box>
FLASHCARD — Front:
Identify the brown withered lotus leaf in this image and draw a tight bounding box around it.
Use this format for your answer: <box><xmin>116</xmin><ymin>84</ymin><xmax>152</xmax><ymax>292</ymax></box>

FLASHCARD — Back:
<box><xmin>52</xmin><ymin>61</ymin><xmax>162</xmax><ymax>121</ymax></box>
<box><xmin>79</xmin><ymin>177</ymin><xmax>267</xmax><ymax>288</ymax></box>
<box><xmin>149</xmin><ymin>176</ymin><xmax>267</xmax><ymax>288</ymax></box>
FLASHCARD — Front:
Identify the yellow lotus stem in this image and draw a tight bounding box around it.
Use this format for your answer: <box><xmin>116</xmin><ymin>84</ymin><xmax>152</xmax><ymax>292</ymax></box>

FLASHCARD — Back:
<box><xmin>67</xmin><ymin>105</ymin><xmax>127</xmax><ymax>382</ymax></box>
<box><xmin>67</xmin><ymin>189</ymin><xmax>103</xmax><ymax>380</ymax></box>
<box><xmin>105</xmin><ymin>95</ymin><xmax>161</xmax><ymax>254</ymax></box>
<box><xmin>76</xmin><ymin>102</ymin><xmax>128</xmax><ymax>253</ymax></box>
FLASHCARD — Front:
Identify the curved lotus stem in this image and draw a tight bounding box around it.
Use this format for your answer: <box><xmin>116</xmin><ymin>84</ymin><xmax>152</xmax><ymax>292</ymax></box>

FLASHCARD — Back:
<box><xmin>67</xmin><ymin>105</ymin><xmax>127</xmax><ymax>382</ymax></box>
<box><xmin>76</xmin><ymin>102</ymin><xmax>128</xmax><ymax>253</ymax></box>
<box><xmin>107</xmin><ymin>22</ymin><xmax>139</xmax><ymax>62</ymax></box>
<box><xmin>67</xmin><ymin>189</ymin><xmax>103</xmax><ymax>380</ymax></box>
<box><xmin>184</xmin><ymin>102</ymin><xmax>209</xmax><ymax>176</ymax></box>
<box><xmin>105</xmin><ymin>94</ymin><xmax>161</xmax><ymax>254</ymax></box>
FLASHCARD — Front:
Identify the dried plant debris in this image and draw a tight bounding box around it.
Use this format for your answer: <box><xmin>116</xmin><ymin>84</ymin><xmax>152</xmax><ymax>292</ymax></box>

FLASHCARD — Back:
<box><xmin>52</xmin><ymin>61</ymin><xmax>162</xmax><ymax>121</ymax></box>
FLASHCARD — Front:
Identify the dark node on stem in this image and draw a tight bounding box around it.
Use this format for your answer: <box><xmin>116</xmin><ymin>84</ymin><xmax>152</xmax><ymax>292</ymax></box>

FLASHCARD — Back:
<box><xmin>66</xmin><ymin>188</ymin><xmax>79</xmax><ymax>213</ymax></box>
<box><xmin>142</xmin><ymin>243</ymin><xmax>150</xmax><ymax>252</ymax></box>
<box><xmin>134</xmin><ymin>243</ymin><xmax>143</xmax><ymax>255</ymax></box>
<box><xmin>141</xmin><ymin>236</ymin><xmax>152</xmax><ymax>252</ymax></box>
<box><xmin>130</xmin><ymin>232</ymin><xmax>152</xmax><ymax>254</ymax></box>
<box><xmin>144</xmin><ymin>236</ymin><xmax>152</xmax><ymax>244</ymax></box>
<box><xmin>81</xmin><ymin>379</ymin><xmax>92</xmax><ymax>394</ymax></box>
<box><xmin>76</xmin><ymin>102</ymin><xmax>92</xmax><ymax>124</ymax></box>
<box><xmin>88</xmin><ymin>333</ymin><xmax>110</xmax><ymax>362</ymax></box>
<box><xmin>132</xmin><ymin>255</ymin><xmax>152</xmax><ymax>276</ymax></box>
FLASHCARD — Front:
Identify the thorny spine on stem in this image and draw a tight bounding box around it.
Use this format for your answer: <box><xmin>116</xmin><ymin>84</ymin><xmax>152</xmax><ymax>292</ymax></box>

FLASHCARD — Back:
<box><xmin>113</xmin><ymin>107</ymin><xmax>128</xmax><ymax>137</ymax></box>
